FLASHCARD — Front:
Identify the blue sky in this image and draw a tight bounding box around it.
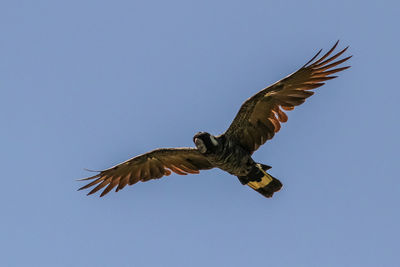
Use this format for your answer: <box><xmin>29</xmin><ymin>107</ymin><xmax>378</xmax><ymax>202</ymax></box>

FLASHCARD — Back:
<box><xmin>1</xmin><ymin>0</ymin><xmax>399</xmax><ymax>266</ymax></box>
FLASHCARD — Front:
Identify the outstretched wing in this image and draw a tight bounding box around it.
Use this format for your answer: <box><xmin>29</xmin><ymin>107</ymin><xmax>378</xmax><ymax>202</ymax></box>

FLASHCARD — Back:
<box><xmin>78</xmin><ymin>148</ymin><xmax>213</xmax><ymax>197</ymax></box>
<box><xmin>224</xmin><ymin>41</ymin><xmax>351</xmax><ymax>154</ymax></box>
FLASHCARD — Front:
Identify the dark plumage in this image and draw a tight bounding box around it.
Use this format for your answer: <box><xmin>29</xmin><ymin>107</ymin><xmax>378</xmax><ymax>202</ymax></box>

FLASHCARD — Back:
<box><xmin>78</xmin><ymin>41</ymin><xmax>351</xmax><ymax>198</ymax></box>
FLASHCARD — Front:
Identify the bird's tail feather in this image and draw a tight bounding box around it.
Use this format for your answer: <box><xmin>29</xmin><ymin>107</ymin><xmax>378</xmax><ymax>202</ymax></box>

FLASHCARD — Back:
<box><xmin>239</xmin><ymin>163</ymin><xmax>282</xmax><ymax>198</ymax></box>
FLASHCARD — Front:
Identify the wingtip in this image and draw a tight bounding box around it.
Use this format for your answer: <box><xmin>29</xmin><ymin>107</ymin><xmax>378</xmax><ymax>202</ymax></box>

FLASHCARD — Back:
<box><xmin>302</xmin><ymin>48</ymin><xmax>323</xmax><ymax>67</ymax></box>
<box><xmin>84</xmin><ymin>168</ymin><xmax>101</xmax><ymax>172</ymax></box>
<box><xmin>76</xmin><ymin>177</ymin><xmax>92</xmax><ymax>182</ymax></box>
<box><xmin>331</xmin><ymin>40</ymin><xmax>339</xmax><ymax>50</ymax></box>
<box><xmin>99</xmin><ymin>190</ymin><xmax>108</xmax><ymax>197</ymax></box>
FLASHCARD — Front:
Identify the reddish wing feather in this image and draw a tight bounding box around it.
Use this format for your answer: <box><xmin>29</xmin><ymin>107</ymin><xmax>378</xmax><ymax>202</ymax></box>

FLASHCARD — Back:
<box><xmin>78</xmin><ymin>148</ymin><xmax>213</xmax><ymax>197</ymax></box>
<box><xmin>224</xmin><ymin>41</ymin><xmax>351</xmax><ymax>153</ymax></box>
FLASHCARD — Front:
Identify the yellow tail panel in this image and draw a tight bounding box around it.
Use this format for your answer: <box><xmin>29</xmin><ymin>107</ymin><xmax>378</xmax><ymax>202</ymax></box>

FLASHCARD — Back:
<box><xmin>247</xmin><ymin>164</ymin><xmax>273</xmax><ymax>189</ymax></box>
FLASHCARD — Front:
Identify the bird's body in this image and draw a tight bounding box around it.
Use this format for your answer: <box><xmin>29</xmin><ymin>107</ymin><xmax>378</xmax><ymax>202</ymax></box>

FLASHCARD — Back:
<box><xmin>199</xmin><ymin>134</ymin><xmax>252</xmax><ymax>177</ymax></box>
<box><xmin>79</xmin><ymin>41</ymin><xmax>351</xmax><ymax>198</ymax></box>
<box><xmin>193</xmin><ymin>132</ymin><xmax>281</xmax><ymax>198</ymax></box>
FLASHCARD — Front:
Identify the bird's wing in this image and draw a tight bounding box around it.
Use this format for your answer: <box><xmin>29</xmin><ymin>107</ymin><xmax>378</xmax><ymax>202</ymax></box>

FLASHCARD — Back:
<box><xmin>224</xmin><ymin>41</ymin><xmax>351</xmax><ymax>154</ymax></box>
<box><xmin>78</xmin><ymin>147</ymin><xmax>213</xmax><ymax>197</ymax></box>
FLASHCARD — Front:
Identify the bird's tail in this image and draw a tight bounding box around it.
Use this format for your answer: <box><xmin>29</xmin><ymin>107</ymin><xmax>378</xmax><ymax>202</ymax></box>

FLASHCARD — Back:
<box><xmin>238</xmin><ymin>163</ymin><xmax>282</xmax><ymax>198</ymax></box>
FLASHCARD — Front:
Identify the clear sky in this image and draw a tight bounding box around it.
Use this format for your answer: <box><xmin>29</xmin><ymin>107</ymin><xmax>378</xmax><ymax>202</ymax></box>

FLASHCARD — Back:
<box><xmin>1</xmin><ymin>1</ymin><xmax>399</xmax><ymax>266</ymax></box>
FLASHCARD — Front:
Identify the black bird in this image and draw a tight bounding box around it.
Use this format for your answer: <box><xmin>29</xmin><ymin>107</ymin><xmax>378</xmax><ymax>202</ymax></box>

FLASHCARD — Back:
<box><xmin>78</xmin><ymin>41</ymin><xmax>351</xmax><ymax>198</ymax></box>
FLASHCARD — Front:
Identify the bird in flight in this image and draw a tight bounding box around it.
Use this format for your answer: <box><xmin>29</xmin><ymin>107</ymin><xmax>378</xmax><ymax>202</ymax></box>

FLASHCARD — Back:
<box><xmin>78</xmin><ymin>41</ymin><xmax>351</xmax><ymax>198</ymax></box>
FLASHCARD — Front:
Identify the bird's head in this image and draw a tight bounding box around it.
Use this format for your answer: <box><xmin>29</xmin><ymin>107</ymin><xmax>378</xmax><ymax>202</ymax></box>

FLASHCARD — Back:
<box><xmin>193</xmin><ymin>132</ymin><xmax>219</xmax><ymax>154</ymax></box>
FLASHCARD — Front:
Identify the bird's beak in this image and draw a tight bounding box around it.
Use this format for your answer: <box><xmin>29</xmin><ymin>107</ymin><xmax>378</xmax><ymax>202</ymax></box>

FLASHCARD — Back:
<box><xmin>194</xmin><ymin>138</ymin><xmax>201</xmax><ymax>147</ymax></box>
<box><xmin>194</xmin><ymin>138</ymin><xmax>207</xmax><ymax>153</ymax></box>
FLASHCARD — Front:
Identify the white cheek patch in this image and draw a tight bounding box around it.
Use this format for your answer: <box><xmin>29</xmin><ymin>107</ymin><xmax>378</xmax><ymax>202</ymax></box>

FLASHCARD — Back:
<box><xmin>195</xmin><ymin>139</ymin><xmax>207</xmax><ymax>153</ymax></box>
<box><xmin>210</xmin><ymin>135</ymin><xmax>218</xmax><ymax>146</ymax></box>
